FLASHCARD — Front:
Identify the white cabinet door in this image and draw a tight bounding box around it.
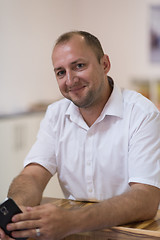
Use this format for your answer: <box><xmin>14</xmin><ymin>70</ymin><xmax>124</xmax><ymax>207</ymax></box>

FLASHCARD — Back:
<box><xmin>0</xmin><ymin>113</ymin><xmax>64</xmax><ymax>203</ymax></box>
<box><xmin>0</xmin><ymin>114</ymin><xmax>43</xmax><ymax>202</ymax></box>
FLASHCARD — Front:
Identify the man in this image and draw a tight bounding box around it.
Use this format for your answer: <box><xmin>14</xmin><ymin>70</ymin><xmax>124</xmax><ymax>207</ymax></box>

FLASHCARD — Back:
<box><xmin>1</xmin><ymin>31</ymin><xmax>160</xmax><ymax>240</ymax></box>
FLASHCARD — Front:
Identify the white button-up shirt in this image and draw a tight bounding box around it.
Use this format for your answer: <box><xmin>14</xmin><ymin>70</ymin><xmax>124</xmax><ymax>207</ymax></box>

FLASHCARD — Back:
<box><xmin>24</xmin><ymin>83</ymin><xmax>160</xmax><ymax>201</ymax></box>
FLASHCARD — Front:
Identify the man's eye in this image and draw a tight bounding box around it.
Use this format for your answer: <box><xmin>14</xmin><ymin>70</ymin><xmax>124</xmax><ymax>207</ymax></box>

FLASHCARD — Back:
<box><xmin>57</xmin><ymin>70</ymin><xmax>65</xmax><ymax>77</ymax></box>
<box><xmin>76</xmin><ymin>63</ymin><xmax>85</xmax><ymax>69</ymax></box>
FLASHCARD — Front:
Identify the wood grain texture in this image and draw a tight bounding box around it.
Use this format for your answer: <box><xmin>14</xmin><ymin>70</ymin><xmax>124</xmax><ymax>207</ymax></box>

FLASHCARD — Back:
<box><xmin>39</xmin><ymin>198</ymin><xmax>160</xmax><ymax>239</ymax></box>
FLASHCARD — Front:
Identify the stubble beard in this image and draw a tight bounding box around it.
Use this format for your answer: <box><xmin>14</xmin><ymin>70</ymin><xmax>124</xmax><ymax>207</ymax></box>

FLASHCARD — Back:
<box><xmin>62</xmin><ymin>76</ymin><xmax>107</xmax><ymax>109</ymax></box>
<box><xmin>72</xmin><ymin>90</ymin><xmax>95</xmax><ymax>108</ymax></box>
<box><xmin>67</xmin><ymin>85</ymin><xmax>104</xmax><ymax>109</ymax></box>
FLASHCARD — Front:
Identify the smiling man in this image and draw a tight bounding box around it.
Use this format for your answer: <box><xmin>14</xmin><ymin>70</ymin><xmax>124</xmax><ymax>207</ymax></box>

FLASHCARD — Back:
<box><xmin>52</xmin><ymin>33</ymin><xmax>112</xmax><ymax>127</ymax></box>
<box><xmin>0</xmin><ymin>31</ymin><xmax>160</xmax><ymax>240</ymax></box>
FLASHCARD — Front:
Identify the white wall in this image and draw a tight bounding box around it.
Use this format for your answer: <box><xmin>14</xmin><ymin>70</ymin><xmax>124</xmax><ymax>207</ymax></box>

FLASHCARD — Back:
<box><xmin>74</xmin><ymin>0</ymin><xmax>160</xmax><ymax>88</ymax></box>
<box><xmin>1</xmin><ymin>0</ymin><xmax>160</xmax><ymax>113</ymax></box>
<box><xmin>0</xmin><ymin>0</ymin><xmax>77</xmax><ymax>113</ymax></box>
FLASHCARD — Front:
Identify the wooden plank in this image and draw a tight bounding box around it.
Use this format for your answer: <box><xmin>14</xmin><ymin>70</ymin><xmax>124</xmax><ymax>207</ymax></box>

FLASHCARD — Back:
<box><xmin>40</xmin><ymin>198</ymin><xmax>160</xmax><ymax>239</ymax></box>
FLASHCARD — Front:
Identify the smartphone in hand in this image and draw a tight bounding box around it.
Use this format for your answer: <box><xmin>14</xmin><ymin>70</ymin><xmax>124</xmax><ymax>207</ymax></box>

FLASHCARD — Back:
<box><xmin>0</xmin><ymin>198</ymin><xmax>27</xmax><ymax>240</ymax></box>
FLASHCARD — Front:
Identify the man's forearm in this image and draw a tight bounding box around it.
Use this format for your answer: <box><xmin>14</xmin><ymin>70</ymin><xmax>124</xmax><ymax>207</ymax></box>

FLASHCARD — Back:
<box><xmin>3</xmin><ymin>183</ymin><xmax>160</xmax><ymax>240</ymax></box>
<box><xmin>7</xmin><ymin>173</ymin><xmax>42</xmax><ymax>206</ymax></box>
<box><xmin>7</xmin><ymin>164</ymin><xmax>52</xmax><ymax>207</ymax></box>
<box><xmin>70</xmin><ymin>184</ymin><xmax>160</xmax><ymax>234</ymax></box>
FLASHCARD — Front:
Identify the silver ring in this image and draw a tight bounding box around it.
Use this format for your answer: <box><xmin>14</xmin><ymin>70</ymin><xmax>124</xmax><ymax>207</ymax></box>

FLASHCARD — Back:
<box><xmin>36</xmin><ymin>228</ymin><xmax>41</xmax><ymax>237</ymax></box>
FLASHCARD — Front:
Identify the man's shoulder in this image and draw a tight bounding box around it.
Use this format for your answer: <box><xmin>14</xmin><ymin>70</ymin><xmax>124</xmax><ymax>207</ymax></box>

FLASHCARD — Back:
<box><xmin>49</xmin><ymin>98</ymin><xmax>70</xmax><ymax>109</ymax></box>
<box><xmin>46</xmin><ymin>98</ymin><xmax>71</xmax><ymax>119</ymax></box>
<box><xmin>122</xmin><ymin>88</ymin><xmax>159</xmax><ymax>114</ymax></box>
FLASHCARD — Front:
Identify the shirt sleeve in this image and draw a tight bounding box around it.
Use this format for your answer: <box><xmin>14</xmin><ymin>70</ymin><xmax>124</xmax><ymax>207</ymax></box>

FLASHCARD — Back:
<box><xmin>128</xmin><ymin>110</ymin><xmax>160</xmax><ymax>188</ymax></box>
<box><xmin>24</xmin><ymin>106</ymin><xmax>57</xmax><ymax>176</ymax></box>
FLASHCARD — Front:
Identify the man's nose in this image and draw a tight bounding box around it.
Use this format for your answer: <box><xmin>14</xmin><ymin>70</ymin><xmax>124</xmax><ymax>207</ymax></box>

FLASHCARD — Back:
<box><xmin>66</xmin><ymin>71</ymin><xmax>78</xmax><ymax>86</ymax></box>
<box><xmin>66</xmin><ymin>70</ymin><xmax>74</xmax><ymax>86</ymax></box>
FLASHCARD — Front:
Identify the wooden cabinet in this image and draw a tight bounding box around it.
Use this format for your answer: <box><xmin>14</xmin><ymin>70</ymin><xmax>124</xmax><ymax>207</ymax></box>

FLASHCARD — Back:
<box><xmin>0</xmin><ymin>112</ymin><xmax>63</xmax><ymax>203</ymax></box>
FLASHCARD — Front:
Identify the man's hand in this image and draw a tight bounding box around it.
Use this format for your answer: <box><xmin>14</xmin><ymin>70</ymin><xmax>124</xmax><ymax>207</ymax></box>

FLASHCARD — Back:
<box><xmin>3</xmin><ymin>184</ymin><xmax>160</xmax><ymax>240</ymax></box>
<box><xmin>0</xmin><ymin>205</ymin><xmax>26</xmax><ymax>240</ymax></box>
<box><xmin>0</xmin><ymin>228</ymin><xmax>14</xmax><ymax>240</ymax></box>
<box><xmin>6</xmin><ymin>203</ymin><xmax>74</xmax><ymax>240</ymax></box>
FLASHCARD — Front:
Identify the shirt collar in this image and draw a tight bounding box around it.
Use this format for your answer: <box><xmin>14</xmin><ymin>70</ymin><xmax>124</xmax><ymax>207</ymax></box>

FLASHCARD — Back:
<box><xmin>66</xmin><ymin>101</ymin><xmax>89</xmax><ymax>129</ymax></box>
<box><xmin>102</xmin><ymin>80</ymin><xmax>123</xmax><ymax>118</ymax></box>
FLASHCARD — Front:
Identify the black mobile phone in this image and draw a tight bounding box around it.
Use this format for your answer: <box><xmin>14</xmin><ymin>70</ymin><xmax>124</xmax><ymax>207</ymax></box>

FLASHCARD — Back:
<box><xmin>0</xmin><ymin>198</ymin><xmax>27</xmax><ymax>240</ymax></box>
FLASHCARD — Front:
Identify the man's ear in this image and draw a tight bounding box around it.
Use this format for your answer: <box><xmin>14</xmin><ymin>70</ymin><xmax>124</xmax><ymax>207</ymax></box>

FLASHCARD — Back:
<box><xmin>101</xmin><ymin>54</ymin><xmax>111</xmax><ymax>74</ymax></box>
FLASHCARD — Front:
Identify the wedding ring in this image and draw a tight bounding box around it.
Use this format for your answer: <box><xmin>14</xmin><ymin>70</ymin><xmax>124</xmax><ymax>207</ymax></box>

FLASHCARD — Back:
<box><xmin>36</xmin><ymin>228</ymin><xmax>41</xmax><ymax>237</ymax></box>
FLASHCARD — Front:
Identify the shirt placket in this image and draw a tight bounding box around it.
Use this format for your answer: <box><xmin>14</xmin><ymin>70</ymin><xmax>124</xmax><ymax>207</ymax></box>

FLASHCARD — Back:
<box><xmin>85</xmin><ymin>129</ymin><xmax>94</xmax><ymax>199</ymax></box>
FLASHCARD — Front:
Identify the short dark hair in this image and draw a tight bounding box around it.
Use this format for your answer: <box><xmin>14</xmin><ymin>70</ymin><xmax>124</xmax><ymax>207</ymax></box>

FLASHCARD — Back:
<box><xmin>55</xmin><ymin>31</ymin><xmax>104</xmax><ymax>63</ymax></box>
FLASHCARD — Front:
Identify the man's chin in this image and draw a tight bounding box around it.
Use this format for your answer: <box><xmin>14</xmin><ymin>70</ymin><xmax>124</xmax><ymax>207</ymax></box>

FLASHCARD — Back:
<box><xmin>62</xmin><ymin>93</ymin><xmax>92</xmax><ymax>108</ymax></box>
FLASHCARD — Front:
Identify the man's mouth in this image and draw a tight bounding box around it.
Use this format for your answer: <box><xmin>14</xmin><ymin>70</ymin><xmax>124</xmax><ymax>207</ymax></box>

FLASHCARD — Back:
<box><xmin>68</xmin><ymin>85</ymin><xmax>86</xmax><ymax>93</ymax></box>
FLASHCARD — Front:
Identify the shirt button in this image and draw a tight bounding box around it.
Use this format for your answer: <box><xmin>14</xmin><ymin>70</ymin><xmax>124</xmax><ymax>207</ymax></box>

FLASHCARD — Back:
<box><xmin>88</xmin><ymin>188</ymin><xmax>93</xmax><ymax>193</ymax></box>
<box><xmin>87</xmin><ymin>161</ymin><xmax>91</xmax><ymax>166</ymax></box>
<box><xmin>87</xmin><ymin>176</ymin><xmax>91</xmax><ymax>180</ymax></box>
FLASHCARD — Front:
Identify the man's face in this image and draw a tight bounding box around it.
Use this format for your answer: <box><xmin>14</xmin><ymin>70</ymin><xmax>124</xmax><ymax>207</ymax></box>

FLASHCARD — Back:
<box><xmin>52</xmin><ymin>35</ymin><xmax>109</xmax><ymax>109</ymax></box>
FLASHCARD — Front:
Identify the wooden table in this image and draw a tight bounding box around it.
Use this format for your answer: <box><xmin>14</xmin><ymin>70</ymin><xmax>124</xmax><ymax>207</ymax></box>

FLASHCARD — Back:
<box><xmin>41</xmin><ymin>197</ymin><xmax>160</xmax><ymax>240</ymax></box>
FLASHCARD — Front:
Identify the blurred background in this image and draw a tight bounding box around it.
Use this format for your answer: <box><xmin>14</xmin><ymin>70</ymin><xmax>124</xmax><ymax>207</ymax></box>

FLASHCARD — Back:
<box><xmin>0</xmin><ymin>0</ymin><xmax>160</xmax><ymax>202</ymax></box>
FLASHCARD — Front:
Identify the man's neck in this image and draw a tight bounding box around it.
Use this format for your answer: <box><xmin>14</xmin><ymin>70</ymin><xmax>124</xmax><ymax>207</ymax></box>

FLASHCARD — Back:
<box><xmin>79</xmin><ymin>104</ymin><xmax>105</xmax><ymax>127</ymax></box>
<box><xmin>79</xmin><ymin>79</ymin><xmax>113</xmax><ymax>127</ymax></box>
